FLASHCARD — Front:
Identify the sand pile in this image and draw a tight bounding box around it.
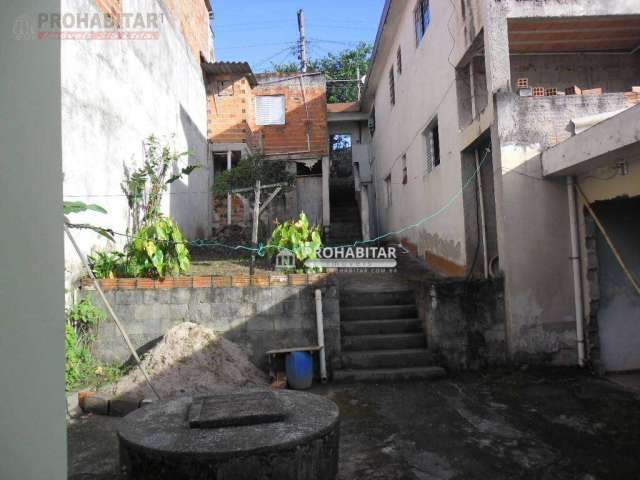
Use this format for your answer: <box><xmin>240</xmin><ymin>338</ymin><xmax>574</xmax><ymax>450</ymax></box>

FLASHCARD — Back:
<box><xmin>100</xmin><ymin>322</ymin><xmax>268</xmax><ymax>400</ymax></box>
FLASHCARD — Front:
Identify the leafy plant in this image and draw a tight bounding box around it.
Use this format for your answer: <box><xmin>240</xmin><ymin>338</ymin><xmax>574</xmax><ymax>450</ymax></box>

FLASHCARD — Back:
<box><xmin>267</xmin><ymin>212</ymin><xmax>323</xmax><ymax>272</ymax></box>
<box><xmin>88</xmin><ymin>251</ymin><xmax>126</xmax><ymax>279</ymax></box>
<box><xmin>121</xmin><ymin>135</ymin><xmax>198</xmax><ymax>236</ymax></box>
<box><xmin>63</xmin><ymin>200</ymin><xmax>114</xmax><ymax>241</ymax></box>
<box><xmin>65</xmin><ymin>298</ymin><xmax>123</xmax><ymax>391</ymax></box>
<box><xmin>126</xmin><ymin>216</ymin><xmax>190</xmax><ymax>278</ymax></box>
<box><xmin>212</xmin><ymin>155</ymin><xmax>294</xmax><ymax>201</ymax></box>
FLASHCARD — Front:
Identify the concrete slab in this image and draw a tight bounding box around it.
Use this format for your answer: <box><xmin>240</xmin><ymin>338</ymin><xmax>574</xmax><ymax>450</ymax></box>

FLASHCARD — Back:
<box><xmin>68</xmin><ymin>369</ymin><xmax>640</xmax><ymax>479</ymax></box>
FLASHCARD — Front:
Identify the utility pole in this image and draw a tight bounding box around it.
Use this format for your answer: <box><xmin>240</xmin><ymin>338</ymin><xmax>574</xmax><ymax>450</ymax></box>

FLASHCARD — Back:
<box><xmin>297</xmin><ymin>9</ymin><xmax>308</xmax><ymax>73</ymax></box>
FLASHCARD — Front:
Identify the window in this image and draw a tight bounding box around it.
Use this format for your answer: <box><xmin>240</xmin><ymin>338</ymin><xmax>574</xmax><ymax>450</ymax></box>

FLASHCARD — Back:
<box><xmin>389</xmin><ymin>67</ymin><xmax>396</xmax><ymax>106</ymax></box>
<box><xmin>368</xmin><ymin>106</ymin><xmax>376</xmax><ymax>136</ymax></box>
<box><xmin>255</xmin><ymin>95</ymin><xmax>285</xmax><ymax>125</ymax></box>
<box><xmin>460</xmin><ymin>0</ymin><xmax>466</xmax><ymax>20</ymax></box>
<box><xmin>414</xmin><ymin>0</ymin><xmax>431</xmax><ymax>45</ymax></box>
<box><xmin>385</xmin><ymin>174</ymin><xmax>392</xmax><ymax>207</ymax></box>
<box><xmin>424</xmin><ymin>120</ymin><xmax>440</xmax><ymax>174</ymax></box>
<box><xmin>216</xmin><ymin>80</ymin><xmax>234</xmax><ymax>96</ymax></box>
<box><xmin>402</xmin><ymin>154</ymin><xmax>408</xmax><ymax>185</ymax></box>
<box><xmin>397</xmin><ymin>46</ymin><xmax>403</xmax><ymax>74</ymax></box>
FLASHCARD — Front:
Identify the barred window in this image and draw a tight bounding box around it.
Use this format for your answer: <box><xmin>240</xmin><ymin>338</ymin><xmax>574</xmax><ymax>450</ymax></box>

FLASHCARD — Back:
<box><xmin>389</xmin><ymin>67</ymin><xmax>396</xmax><ymax>106</ymax></box>
<box><xmin>424</xmin><ymin>121</ymin><xmax>440</xmax><ymax>174</ymax></box>
<box><xmin>397</xmin><ymin>46</ymin><xmax>403</xmax><ymax>74</ymax></box>
<box><xmin>414</xmin><ymin>0</ymin><xmax>431</xmax><ymax>45</ymax></box>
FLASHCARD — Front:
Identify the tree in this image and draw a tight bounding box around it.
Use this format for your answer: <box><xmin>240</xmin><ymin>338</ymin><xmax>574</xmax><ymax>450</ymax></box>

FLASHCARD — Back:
<box><xmin>212</xmin><ymin>155</ymin><xmax>294</xmax><ymax>201</ymax></box>
<box><xmin>271</xmin><ymin>42</ymin><xmax>373</xmax><ymax>103</ymax></box>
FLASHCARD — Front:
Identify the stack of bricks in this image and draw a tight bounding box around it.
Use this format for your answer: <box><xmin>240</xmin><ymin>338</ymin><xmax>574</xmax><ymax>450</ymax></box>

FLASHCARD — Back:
<box><xmin>624</xmin><ymin>86</ymin><xmax>640</xmax><ymax>105</ymax></box>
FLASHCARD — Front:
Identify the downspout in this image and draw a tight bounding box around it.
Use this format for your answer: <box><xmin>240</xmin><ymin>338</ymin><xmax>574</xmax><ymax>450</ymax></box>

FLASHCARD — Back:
<box><xmin>566</xmin><ymin>176</ymin><xmax>586</xmax><ymax>367</ymax></box>
<box><xmin>315</xmin><ymin>289</ymin><xmax>328</xmax><ymax>383</ymax></box>
<box><xmin>474</xmin><ymin>148</ymin><xmax>488</xmax><ymax>278</ymax></box>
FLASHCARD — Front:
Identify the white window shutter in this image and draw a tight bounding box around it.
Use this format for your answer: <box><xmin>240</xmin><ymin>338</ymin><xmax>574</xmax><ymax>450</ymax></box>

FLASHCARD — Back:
<box><xmin>255</xmin><ymin>96</ymin><xmax>285</xmax><ymax>125</ymax></box>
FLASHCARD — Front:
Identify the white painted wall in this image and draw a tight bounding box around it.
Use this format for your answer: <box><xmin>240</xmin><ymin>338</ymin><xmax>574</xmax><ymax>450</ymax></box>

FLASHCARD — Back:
<box><xmin>0</xmin><ymin>1</ymin><xmax>67</xmax><ymax>477</ymax></box>
<box><xmin>363</xmin><ymin>0</ymin><xmax>473</xmax><ymax>268</ymax></box>
<box><xmin>61</xmin><ymin>0</ymin><xmax>209</xmax><ymax>283</ymax></box>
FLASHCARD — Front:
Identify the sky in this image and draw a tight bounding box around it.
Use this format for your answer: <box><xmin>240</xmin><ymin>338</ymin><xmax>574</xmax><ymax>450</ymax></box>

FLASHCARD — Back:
<box><xmin>211</xmin><ymin>0</ymin><xmax>386</xmax><ymax>72</ymax></box>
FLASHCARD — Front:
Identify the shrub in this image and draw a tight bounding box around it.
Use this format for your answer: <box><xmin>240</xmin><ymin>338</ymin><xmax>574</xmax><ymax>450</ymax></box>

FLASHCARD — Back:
<box><xmin>126</xmin><ymin>217</ymin><xmax>190</xmax><ymax>278</ymax></box>
<box><xmin>88</xmin><ymin>251</ymin><xmax>126</xmax><ymax>279</ymax></box>
<box><xmin>65</xmin><ymin>298</ymin><xmax>123</xmax><ymax>391</ymax></box>
<box><xmin>267</xmin><ymin>212</ymin><xmax>322</xmax><ymax>272</ymax></box>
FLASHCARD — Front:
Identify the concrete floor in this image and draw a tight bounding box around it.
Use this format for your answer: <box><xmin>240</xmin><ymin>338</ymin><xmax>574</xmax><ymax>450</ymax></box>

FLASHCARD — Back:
<box><xmin>68</xmin><ymin>369</ymin><xmax>640</xmax><ymax>479</ymax></box>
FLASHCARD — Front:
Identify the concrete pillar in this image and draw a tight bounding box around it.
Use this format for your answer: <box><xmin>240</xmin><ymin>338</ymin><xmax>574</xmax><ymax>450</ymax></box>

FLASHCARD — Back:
<box><xmin>0</xmin><ymin>0</ymin><xmax>67</xmax><ymax>477</ymax></box>
<box><xmin>226</xmin><ymin>150</ymin><xmax>232</xmax><ymax>225</ymax></box>
<box><xmin>322</xmin><ymin>155</ymin><xmax>330</xmax><ymax>228</ymax></box>
<box><xmin>360</xmin><ymin>185</ymin><xmax>371</xmax><ymax>241</ymax></box>
<box><xmin>483</xmin><ymin>1</ymin><xmax>511</xmax><ymax>95</ymax></box>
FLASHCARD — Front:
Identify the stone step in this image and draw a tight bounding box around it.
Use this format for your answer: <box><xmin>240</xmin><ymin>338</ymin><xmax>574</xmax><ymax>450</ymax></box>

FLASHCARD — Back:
<box><xmin>342</xmin><ymin>333</ymin><xmax>426</xmax><ymax>351</ymax></box>
<box><xmin>340</xmin><ymin>290</ymin><xmax>415</xmax><ymax>308</ymax></box>
<box><xmin>333</xmin><ymin>366</ymin><xmax>446</xmax><ymax>382</ymax></box>
<box><xmin>341</xmin><ymin>304</ymin><xmax>418</xmax><ymax>321</ymax></box>
<box><xmin>341</xmin><ymin>318</ymin><xmax>422</xmax><ymax>335</ymax></box>
<box><xmin>341</xmin><ymin>348</ymin><xmax>432</xmax><ymax>369</ymax></box>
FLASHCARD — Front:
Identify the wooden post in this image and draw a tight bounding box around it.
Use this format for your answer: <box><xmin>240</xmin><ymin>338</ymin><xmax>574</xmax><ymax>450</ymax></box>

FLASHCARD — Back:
<box><xmin>226</xmin><ymin>150</ymin><xmax>232</xmax><ymax>225</ymax></box>
<box><xmin>250</xmin><ymin>179</ymin><xmax>261</xmax><ymax>276</ymax></box>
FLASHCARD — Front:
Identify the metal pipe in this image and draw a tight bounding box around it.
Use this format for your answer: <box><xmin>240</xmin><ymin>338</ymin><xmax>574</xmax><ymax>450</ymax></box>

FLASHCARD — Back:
<box><xmin>315</xmin><ymin>288</ymin><xmax>328</xmax><ymax>383</ymax></box>
<box><xmin>475</xmin><ymin>149</ymin><xmax>488</xmax><ymax>279</ymax></box>
<box><xmin>566</xmin><ymin>176</ymin><xmax>586</xmax><ymax>366</ymax></box>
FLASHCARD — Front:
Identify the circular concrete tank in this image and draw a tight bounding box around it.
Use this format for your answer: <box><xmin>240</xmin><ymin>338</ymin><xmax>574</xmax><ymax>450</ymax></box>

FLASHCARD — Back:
<box><xmin>117</xmin><ymin>389</ymin><xmax>340</xmax><ymax>479</ymax></box>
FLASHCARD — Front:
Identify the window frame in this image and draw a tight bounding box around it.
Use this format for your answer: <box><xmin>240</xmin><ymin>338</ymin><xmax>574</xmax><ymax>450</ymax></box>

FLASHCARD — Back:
<box><xmin>384</xmin><ymin>174</ymin><xmax>392</xmax><ymax>207</ymax></box>
<box><xmin>389</xmin><ymin>67</ymin><xmax>396</xmax><ymax>106</ymax></box>
<box><xmin>255</xmin><ymin>95</ymin><xmax>286</xmax><ymax>126</ymax></box>
<box><xmin>414</xmin><ymin>0</ymin><xmax>431</xmax><ymax>46</ymax></box>
<box><xmin>423</xmin><ymin>118</ymin><xmax>440</xmax><ymax>175</ymax></box>
<box><xmin>396</xmin><ymin>46</ymin><xmax>403</xmax><ymax>75</ymax></box>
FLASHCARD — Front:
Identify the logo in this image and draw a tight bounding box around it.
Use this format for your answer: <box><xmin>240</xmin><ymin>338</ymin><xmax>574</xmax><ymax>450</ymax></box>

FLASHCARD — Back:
<box><xmin>13</xmin><ymin>14</ymin><xmax>36</xmax><ymax>40</ymax></box>
<box><xmin>305</xmin><ymin>246</ymin><xmax>398</xmax><ymax>271</ymax></box>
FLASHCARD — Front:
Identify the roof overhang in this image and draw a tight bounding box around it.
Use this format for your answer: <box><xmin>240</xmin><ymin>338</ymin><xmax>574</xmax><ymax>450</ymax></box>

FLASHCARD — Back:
<box><xmin>542</xmin><ymin>104</ymin><xmax>640</xmax><ymax>177</ymax></box>
<box><xmin>202</xmin><ymin>61</ymin><xmax>257</xmax><ymax>87</ymax></box>
<box><xmin>509</xmin><ymin>16</ymin><xmax>640</xmax><ymax>54</ymax></box>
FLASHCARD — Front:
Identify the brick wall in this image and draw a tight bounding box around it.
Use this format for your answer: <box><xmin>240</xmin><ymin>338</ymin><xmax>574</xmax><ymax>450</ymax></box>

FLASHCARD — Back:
<box><xmin>207</xmin><ymin>73</ymin><xmax>329</xmax><ymax>157</ymax></box>
<box><xmin>95</xmin><ymin>0</ymin><xmax>122</xmax><ymax>20</ymax></box>
<box><xmin>163</xmin><ymin>0</ymin><xmax>210</xmax><ymax>62</ymax></box>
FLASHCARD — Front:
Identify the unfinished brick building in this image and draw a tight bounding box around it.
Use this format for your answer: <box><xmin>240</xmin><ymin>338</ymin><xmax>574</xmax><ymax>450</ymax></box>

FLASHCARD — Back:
<box><xmin>203</xmin><ymin>62</ymin><xmax>330</xmax><ymax>232</ymax></box>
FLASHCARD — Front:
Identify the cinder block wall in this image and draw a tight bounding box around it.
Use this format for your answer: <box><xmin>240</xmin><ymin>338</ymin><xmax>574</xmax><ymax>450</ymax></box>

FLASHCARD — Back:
<box><xmin>415</xmin><ymin>278</ymin><xmax>506</xmax><ymax>370</ymax></box>
<box><xmin>84</xmin><ymin>283</ymin><xmax>341</xmax><ymax>374</ymax></box>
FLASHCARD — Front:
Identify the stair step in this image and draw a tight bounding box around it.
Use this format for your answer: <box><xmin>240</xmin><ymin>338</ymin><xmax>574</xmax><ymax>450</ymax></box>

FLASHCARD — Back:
<box><xmin>342</xmin><ymin>319</ymin><xmax>422</xmax><ymax>335</ymax></box>
<box><xmin>341</xmin><ymin>290</ymin><xmax>415</xmax><ymax>308</ymax></box>
<box><xmin>341</xmin><ymin>348</ymin><xmax>432</xmax><ymax>369</ymax></box>
<box><xmin>343</xmin><ymin>333</ymin><xmax>426</xmax><ymax>351</ymax></box>
<box><xmin>342</xmin><ymin>304</ymin><xmax>418</xmax><ymax>321</ymax></box>
<box><xmin>334</xmin><ymin>366</ymin><xmax>446</xmax><ymax>382</ymax></box>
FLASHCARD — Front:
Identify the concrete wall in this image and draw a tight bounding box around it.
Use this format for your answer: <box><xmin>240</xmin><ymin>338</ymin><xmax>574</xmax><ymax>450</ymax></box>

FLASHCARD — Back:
<box><xmin>0</xmin><ymin>0</ymin><xmax>67</xmax><ymax>477</ymax></box>
<box><xmin>415</xmin><ymin>278</ymin><xmax>506</xmax><ymax>370</ymax></box>
<box><xmin>85</xmin><ymin>283</ymin><xmax>341</xmax><ymax>373</ymax></box>
<box><xmin>62</xmin><ymin>0</ymin><xmax>210</xmax><ymax>284</ymax></box>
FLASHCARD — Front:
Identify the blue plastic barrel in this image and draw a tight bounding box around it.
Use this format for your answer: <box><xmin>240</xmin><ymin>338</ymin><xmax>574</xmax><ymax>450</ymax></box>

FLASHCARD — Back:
<box><xmin>285</xmin><ymin>351</ymin><xmax>314</xmax><ymax>390</ymax></box>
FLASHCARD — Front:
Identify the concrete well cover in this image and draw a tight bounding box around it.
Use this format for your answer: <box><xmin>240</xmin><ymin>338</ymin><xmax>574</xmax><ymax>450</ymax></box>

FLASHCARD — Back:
<box><xmin>189</xmin><ymin>391</ymin><xmax>286</xmax><ymax>428</ymax></box>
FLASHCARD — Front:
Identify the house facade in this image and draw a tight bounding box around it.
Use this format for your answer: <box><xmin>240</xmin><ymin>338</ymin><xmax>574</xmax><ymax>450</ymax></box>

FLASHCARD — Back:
<box><xmin>359</xmin><ymin>0</ymin><xmax>640</xmax><ymax>369</ymax></box>
<box><xmin>62</xmin><ymin>0</ymin><xmax>214</xmax><ymax>282</ymax></box>
<box><xmin>204</xmin><ymin>67</ymin><xmax>330</xmax><ymax>232</ymax></box>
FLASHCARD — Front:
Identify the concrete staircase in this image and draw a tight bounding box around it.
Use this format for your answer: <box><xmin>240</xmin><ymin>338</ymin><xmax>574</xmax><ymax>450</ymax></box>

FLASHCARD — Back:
<box><xmin>334</xmin><ymin>287</ymin><xmax>446</xmax><ymax>382</ymax></box>
<box><xmin>327</xmin><ymin>184</ymin><xmax>361</xmax><ymax>246</ymax></box>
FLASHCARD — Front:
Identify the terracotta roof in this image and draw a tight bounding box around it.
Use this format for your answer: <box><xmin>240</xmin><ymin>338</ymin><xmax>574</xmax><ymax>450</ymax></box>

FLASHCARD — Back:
<box><xmin>327</xmin><ymin>102</ymin><xmax>360</xmax><ymax>113</ymax></box>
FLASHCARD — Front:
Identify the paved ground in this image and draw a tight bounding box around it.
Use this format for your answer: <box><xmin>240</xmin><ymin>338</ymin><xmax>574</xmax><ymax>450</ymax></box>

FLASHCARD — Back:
<box><xmin>68</xmin><ymin>368</ymin><xmax>640</xmax><ymax>479</ymax></box>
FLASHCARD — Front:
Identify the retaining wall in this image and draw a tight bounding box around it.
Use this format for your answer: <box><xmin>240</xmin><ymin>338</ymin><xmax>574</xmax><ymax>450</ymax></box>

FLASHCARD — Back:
<box><xmin>81</xmin><ymin>274</ymin><xmax>341</xmax><ymax>374</ymax></box>
<box><xmin>415</xmin><ymin>278</ymin><xmax>506</xmax><ymax>370</ymax></box>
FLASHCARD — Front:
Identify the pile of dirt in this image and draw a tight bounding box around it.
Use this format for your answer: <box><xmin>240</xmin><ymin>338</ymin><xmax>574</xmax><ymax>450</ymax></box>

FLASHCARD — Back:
<box><xmin>99</xmin><ymin>322</ymin><xmax>268</xmax><ymax>400</ymax></box>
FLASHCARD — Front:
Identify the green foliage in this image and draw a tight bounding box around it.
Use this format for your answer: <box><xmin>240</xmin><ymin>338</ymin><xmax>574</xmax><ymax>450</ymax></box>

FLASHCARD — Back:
<box><xmin>267</xmin><ymin>212</ymin><xmax>323</xmax><ymax>272</ymax></box>
<box><xmin>125</xmin><ymin>217</ymin><xmax>190</xmax><ymax>278</ymax></box>
<box><xmin>121</xmin><ymin>135</ymin><xmax>198</xmax><ymax>235</ymax></box>
<box><xmin>212</xmin><ymin>155</ymin><xmax>294</xmax><ymax>201</ymax></box>
<box><xmin>272</xmin><ymin>42</ymin><xmax>373</xmax><ymax>103</ymax></box>
<box><xmin>65</xmin><ymin>298</ymin><xmax>123</xmax><ymax>391</ymax></box>
<box><xmin>63</xmin><ymin>201</ymin><xmax>114</xmax><ymax>242</ymax></box>
<box><xmin>88</xmin><ymin>251</ymin><xmax>126</xmax><ymax>279</ymax></box>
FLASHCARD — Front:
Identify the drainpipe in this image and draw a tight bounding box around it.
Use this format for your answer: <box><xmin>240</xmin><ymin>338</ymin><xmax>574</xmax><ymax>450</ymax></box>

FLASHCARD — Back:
<box><xmin>315</xmin><ymin>288</ymin><xmax>328</xmax><ymax>383</ymax></box>
<box><xmin>474</xmin><ymin>149</ymin><xmax>488</xmax><ymax>279</ymax></box>
<box><xmin>566</xmin><ymin>176</ymin><xmax>586</xmax><ymax>367</ymax></box>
